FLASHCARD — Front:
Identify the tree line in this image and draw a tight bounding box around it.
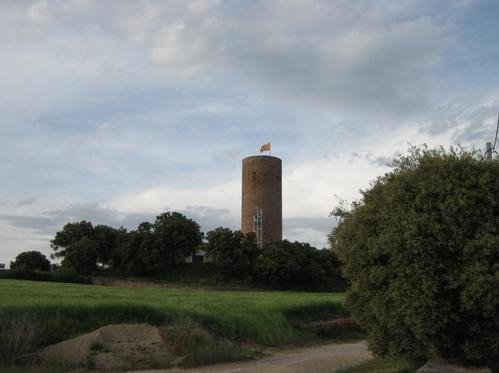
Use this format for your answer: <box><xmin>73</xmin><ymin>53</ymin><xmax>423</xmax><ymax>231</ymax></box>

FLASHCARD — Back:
<box><xmin>9</xmin><ymin>211</ymin><xmax>343</xmax><ymax>290</ymax></box>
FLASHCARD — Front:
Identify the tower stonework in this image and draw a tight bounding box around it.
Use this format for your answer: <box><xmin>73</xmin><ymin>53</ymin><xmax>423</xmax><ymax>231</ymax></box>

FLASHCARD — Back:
<box><xmin>241</xmin><ymin>155</ymin><xmax>282</xmax><ymax>246</ymax></box>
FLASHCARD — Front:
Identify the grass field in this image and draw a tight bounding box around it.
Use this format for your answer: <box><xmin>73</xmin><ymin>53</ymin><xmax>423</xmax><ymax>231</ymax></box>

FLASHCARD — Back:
<box><xmin>0</xmin><ymin>279</ymin><xmax>346</xmax><ymax>365</ymax></box>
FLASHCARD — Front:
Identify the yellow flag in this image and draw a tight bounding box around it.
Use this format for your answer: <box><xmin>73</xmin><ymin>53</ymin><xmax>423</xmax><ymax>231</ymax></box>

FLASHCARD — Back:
<box><xmin>260</xmin><ymin>142</ymin><xmax>271</xmax><ymax>153</ymax></box>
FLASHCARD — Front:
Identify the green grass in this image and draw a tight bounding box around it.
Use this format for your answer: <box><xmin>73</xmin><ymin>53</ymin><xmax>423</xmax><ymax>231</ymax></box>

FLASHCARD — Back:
<box><xmin>0</xmin><ymin>279</ymin><xmax>346</xmax><ymax>365</ymax></box>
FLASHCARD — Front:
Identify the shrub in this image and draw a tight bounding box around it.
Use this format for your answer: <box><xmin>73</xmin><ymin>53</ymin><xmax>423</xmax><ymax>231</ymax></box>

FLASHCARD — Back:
<box><xmin>0</xmin><ymin>268</ymin><xmax>91</xmax><ymax>284</ymax></box>
<box><xmin>330</xmin><ymin>146</ymin><xmax>499</xmax><ymax>365</ymax></box>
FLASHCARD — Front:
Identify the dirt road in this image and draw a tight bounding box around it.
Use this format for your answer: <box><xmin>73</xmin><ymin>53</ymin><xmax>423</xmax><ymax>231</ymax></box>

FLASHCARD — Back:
<box><xmin>134</xmin><ymin>341</ymin><xmax>371</xmax><ymax>373</ymax></box>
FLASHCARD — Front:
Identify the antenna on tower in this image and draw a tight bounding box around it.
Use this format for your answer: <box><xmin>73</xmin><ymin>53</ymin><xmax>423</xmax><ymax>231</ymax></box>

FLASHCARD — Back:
<box><xmin>485</xmin><ymin>111</ymin><xmax>499</xmax><ymax>160</ymax></box>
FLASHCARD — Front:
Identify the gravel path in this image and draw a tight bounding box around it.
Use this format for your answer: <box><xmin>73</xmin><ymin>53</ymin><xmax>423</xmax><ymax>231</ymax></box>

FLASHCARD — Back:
<box><xmin>134</xmin><ymin>341</ymin><xmax>371</xmax><ymax>373</ymax></box>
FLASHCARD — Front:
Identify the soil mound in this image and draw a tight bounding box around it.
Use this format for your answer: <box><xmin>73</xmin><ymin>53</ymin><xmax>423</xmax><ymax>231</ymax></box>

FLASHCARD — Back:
<box><xmin>36</xmin><ymin>324</ymin><xmax>175</xmax><ymax>370</ymax></box>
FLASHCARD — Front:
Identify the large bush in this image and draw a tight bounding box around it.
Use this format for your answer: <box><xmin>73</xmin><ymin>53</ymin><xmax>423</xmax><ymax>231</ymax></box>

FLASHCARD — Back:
<box><xmin>330</xmin><ymin>146</ymin><xmax>499</xmax><ymax>365</ymax></box>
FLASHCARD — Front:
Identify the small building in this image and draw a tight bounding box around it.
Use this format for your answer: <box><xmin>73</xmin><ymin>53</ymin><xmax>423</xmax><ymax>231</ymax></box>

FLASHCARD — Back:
<box><xmin>184</xmin><ymin>249</ymin><xmax>212</xmax><ymax>264</ymax></box>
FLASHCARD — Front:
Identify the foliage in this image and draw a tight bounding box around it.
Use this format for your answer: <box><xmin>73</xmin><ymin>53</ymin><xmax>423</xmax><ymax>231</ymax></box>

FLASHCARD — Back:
<box><xmin>10</xmin><ymin>251</ymin><xmax>50</xmax><ymax>272</ymax></box>
<box><xmin>205</xmin><ymin>227</ymin><xmax>259</xmax><ymax>277</ymax></box>
<box><xmin>257</xmin><ymin>240</ymin><xmax>343</xmax><ymax>290</ymax></box>
<box><xmin>153</xmin><ymin>212</ymin><xmax>203</xmax><ymax>266</ymax></box>
<box><xmin>51</xmin><ymin>220</ymin><xmax>94</xmax><ymax>259</ymax></box>
<box><xmin>330</xmin><ymin>146</ymin><xmax>499</xmax><ymax>365</ymax></box>
<box><xmin>0</xmin><ymin>268</ymin><xmax>91</xmax><ymax>284</ymax></box>
<box><xmin>60</xmin><ymin>236</ymin><xmax>98</xmax><ymax>274</ymax></box>
<box><xmin>160</xmin><ymin>314</ymin><xmax>255</xmax><ymax>367</ymax></box>
<box><xmin>92</xmin><ymin>224</ymin><xmax>126</xmax><ymax>266</ymax></box>
<box><xmin>51</xmin><ymin>221</ymin><xmax>125</xmax><ymax>274</ymax></box>
<box><xmin>115</xmin><ymin>222</ymin><xmax>160</xmax><ymax>275</ymax></box>
<box><xmin>45</xmin><ymin>213</ymin><xmax>341</xmax><ymax>290</ymax></box>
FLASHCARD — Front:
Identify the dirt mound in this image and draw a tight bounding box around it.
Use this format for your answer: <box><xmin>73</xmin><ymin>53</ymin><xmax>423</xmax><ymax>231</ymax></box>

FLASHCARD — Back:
<box><xmin>36</xmin><ymin>324</ymin><xmax>175</xmax><ymax>370</ymax></box>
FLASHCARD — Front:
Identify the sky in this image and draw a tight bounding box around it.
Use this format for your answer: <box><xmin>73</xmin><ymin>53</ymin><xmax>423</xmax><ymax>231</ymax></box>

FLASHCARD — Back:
<box><xmin>1</xmin><ymin>0</ymin><xmax>499</xmax><ymax>266</ymax></box>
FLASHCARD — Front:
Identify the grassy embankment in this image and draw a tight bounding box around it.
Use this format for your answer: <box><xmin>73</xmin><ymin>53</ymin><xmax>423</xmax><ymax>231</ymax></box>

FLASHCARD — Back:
<box><xmin>0</xmin><ymin>279</ymin><xmax>352</xmax><ymax>368</ymax></box>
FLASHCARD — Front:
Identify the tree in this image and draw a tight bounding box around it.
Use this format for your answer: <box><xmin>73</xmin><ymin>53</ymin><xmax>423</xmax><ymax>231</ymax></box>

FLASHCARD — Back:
<box><xmin>152</xmin><ymin>212</ymin><xmax>203</xmax><ymax>266</ymax></box>
<box><xmin>257</xmin><ymin>240</ymin><xmax>341</xmax><ymax>289</ymax></box>
<box><xmin>92</xmin><ymin>224</ymin><xmax>126</xmax><ymax>267</ymax></box>
<box><xmin>330</xmin><ymin>146</ymin><xmax>499</xmax><ymax>365</ymax></box>
<box><xmin>205</xmin><ymin>227</ymin><xmax>259</xmax><ymax>276</ymax></box>
<box><xmin>51</xmin><ymin>220</ymin><xmax>94</xmax><ymax>260</ymax></box>
<box><xmin>116</xmin><ymin>222</ymin><xmax>160</xmax><ymax>275</ymax></box>
<box><xmin>10</xmin><ymin>251</ymin><xmax>51</xmax><ymax>271</ymax></box>
<box><xmin>51</xmin><ymin>221</ymin><xmax>125</xmax><ymax>273</ymax></box>
<box><xmin>61</xmin><ymin>236</ymin><xmax>98</xmax><ymax>274</ymax></box>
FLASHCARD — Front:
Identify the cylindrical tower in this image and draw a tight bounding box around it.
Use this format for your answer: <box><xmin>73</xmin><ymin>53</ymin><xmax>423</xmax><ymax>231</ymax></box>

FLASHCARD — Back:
<box><xmin>241</xmin><ymin>155</ymin><xmax>282</xmax><ymax>246</ymax></box>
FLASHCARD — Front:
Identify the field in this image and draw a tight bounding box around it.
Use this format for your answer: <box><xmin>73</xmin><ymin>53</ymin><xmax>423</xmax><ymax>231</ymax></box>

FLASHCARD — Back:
<box><xmin>0</xmin><ymin>279</ymin><xmax>346</xmax><ymax>366</ymax></box>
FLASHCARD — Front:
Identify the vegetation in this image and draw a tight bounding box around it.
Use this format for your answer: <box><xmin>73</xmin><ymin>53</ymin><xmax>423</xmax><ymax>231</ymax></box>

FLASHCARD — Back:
<box><xmin>257</xmin><ymin>240</ymin><xmax>343</xmax><ymax>290</ymax></box>
<box><xmin>205</xmin><ymin>228</ymin><xmax>259</xmax><ymax>277</ymax></box>
<box><xmin>0</xmin><ymin>279</ymin><xmax>346</xmax><ymax>365</ymax></box>
<box><xmin>330</xmin><ymin>146</ymin><xmax>499</xmax><ymax>366</ymax></box>
<box><xmin>153</xmin><ymin>212</ymin><xmax>203</xmax><ymax>266</ymax></box>
<box><xmin>160</xmin><ymin>315</ymin><xmax>257</xmax><ymax>367</ymax></box>
<box><xmin>51</xmin><ymin>221</ymin><xmax>125</xmax><ymax>274</ymax></box>
<box><xmin>8</xmin><ymin>213</ymin><xmax>343</xmax><ymax>291</ymax></box>
<box><xmin>10</xmin><ymin>251</ymin><xmax>50</xmax><ymax>272</ymax></box>
<box><xmin>0</xmin><ymin>268</ymin><xmax>90</xmax><ymax>284</ymax></box>
<box><xmin>50</xmin><ymin>212</ymin><xmax>204</xmax><ymax>274</ymax></box>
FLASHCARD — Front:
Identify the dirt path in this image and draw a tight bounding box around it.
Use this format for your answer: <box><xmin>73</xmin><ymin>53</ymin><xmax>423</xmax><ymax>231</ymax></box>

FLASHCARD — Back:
<box><xmin>134</xmin><ymin>341</ymin><xmax>371</xmax><ymax>373</ymax></box>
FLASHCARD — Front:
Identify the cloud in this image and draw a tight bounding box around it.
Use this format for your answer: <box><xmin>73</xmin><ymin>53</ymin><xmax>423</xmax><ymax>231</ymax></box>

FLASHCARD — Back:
<box><xmin>227</xmin><ymin>15</ymin><xmax>446</xmax><ymax>116</ymax></box>
<box><xmin>0</xmin><ymin>202</ymin><xmax>236</xmax><ymax>237</ymax></box>
<box><xmin>0</xmin><ymin>214</ymin><xmax>55</xmax><ymax>232</ymax></box>
<box><xmin>113</xmin><ymin>181</ymin><xmax>240</xmax><ymax>216</ymax></box>
<box><xmin>283</xmin><ymin>216</ymin><xmax>336</xmax><ymax>249</ymax></box>
<box><xmin>17</xmin><ymin>0</ymin><xmax>444</xmax><ymax>117</ymax></box>
<box><xmin>27</xmin><ymin>1</ymin><xmax>52</xmax><ymax>26</ymax></box>
<box><xmin>151</xmin><ymin>20</ymin><xmax>219</xmax><ymax>77</ymax></box>
<box><xmin>420</xmin><ymin>95</ymin><xmax>499</xmax><ymax>148</ymax></box>
<box><xmin>16</xmin><ymin>198</ymin><xmax>37</xmax><ymax>207</ymax></box>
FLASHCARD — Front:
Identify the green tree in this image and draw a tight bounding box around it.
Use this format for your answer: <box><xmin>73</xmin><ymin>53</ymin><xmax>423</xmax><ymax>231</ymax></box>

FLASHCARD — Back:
<box><xmin>152</xmin><ymin>212</ymin><xmax>203</xmax><ymax>266</ymax></box>
<box><xmin>205</xmin><ymin>227</ymin><xmax>259</xmax><ymax>276</ymax></box>
<box><xmin>10</xmin><ymin>250</ymin><xmax>51</xmax><ymax>271</ymax></box>
<box><xmin>93</xmin><ymin>224</ymin><xmax>126</xmax><ymax>267</ymax></box>
<box><xmin>330</xmin><ymin>146</ymin><xmax>499</xmax><ymax>365</ymax></box>
<box><xmin>51</xmin><ymin>220</ymin><xmax>94</xmax><ymax>259</ymax></box>
<box><xmin>51</xmin><ymin>221</ymin><xmax>124</xmax><ymax>273</ymax></box>
<box><xmin>61</xmin><ymin>236</ymin><xmax>98</xmax><ymax>274</ymax></box>
<box><xmin>257</xmin><ymin>240</ymin><xmax>341</xmax><ymax>290</ymax></box>
<box><xmin>117</xmin><ymin>222</ymin><xmax>160</xmax><ymax>275</ymax></box>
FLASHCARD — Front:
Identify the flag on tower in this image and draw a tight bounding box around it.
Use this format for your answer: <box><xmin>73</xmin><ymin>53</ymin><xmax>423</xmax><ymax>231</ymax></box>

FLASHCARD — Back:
<box><xmin>260</xmin><ymin>142</ymin><xmax>271</xmax><ymax>153</ymax></box>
